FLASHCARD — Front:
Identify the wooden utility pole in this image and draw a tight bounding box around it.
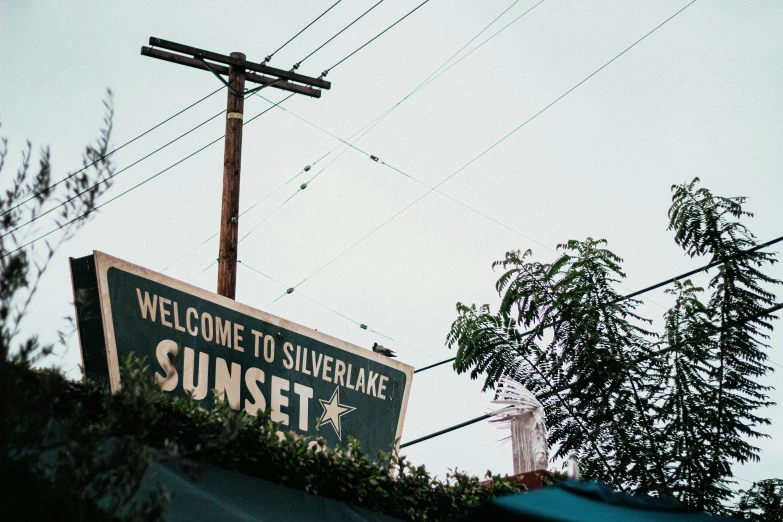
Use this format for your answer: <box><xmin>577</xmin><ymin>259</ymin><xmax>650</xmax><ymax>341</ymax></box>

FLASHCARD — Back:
<box><xmin>141</xmin><ymin>37</ymin><xmax>330</xmax><ymax>299</ymax></box>
<box><xmin>217</xmin><ymin>53</ymin><xmax>246</xmax><ymax>298</ymax></box>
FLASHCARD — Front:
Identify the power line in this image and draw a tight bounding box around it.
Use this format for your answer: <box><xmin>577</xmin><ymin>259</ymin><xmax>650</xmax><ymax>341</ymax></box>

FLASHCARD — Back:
<box><xmin>238</xmin><ymin>260</ymin><xmax>438</xmax><ymax>360</ymax></box>
<box><xmin>264</xmin><ymin>0</ymin><xmax>344</xmax><ymax>64</ymax></box>
<box><xmin>413</xmin><ymin>234</ymin><xmax>783</xmax><ymax>375</ymax></box>
<box><xmin>181</xmin><ymin>119</ymin><xmax>381</xmax><ymax>279</ymax></box>
<box><xmin>245</xmin><ymin>0</ymin><xmax>542</xmax><ymax>217</ymax></box>
<box><xmin>1</xmin><ymin>94</ymin><xmax>294</xmax><ymax>260</ymax></box>
<box><xmin>324</xmin><ymin>0</ymin><xmax>433</xmax><ymax>75</ymax></box>
<box><xmin>7</xmin><ymin>72</ymin><xmax>286</xmax><ymax>241</ymax></box>
<box><xmin>255</xmin><ymin>100</ymin><xmax>555</xmax><ymax>252</ymax></box>
<box><xmin>400</xmin><ymin>301</ymin><xmax>783</xmax><ymax>448</ymax></box>
<box><xmin>182</xmin><ymin>127</ymin><xmax>376</xmax><ymax>280</ymax></box>
<box><xmin>0</xmin><ymin>87</ymin><xmax>223</xmax><ymax>218</ymax></box>
<box><xmin>414</xmin><ymin>0</ymin><xmax>546</xmax><ymax>93</ymax></box>
<box><xmin>17</xmin><ymin>6</ymin><xmax>347</xmax><ymax>238</ymax></box>
<box><xmin>160</xmin><ymin>148</ymin><xmax>337</xmax><ymax>274</ymax></box>
<box><xmin>294</xmin><ymin>0</ymin><xmax>386</xmax><ymax>70</ymax></box>
<box><xmin>263</xmin><ymin>0</ymin><xmax>700</xmax><ymax>306</ymax></box>
<box><xmin>185</xmin><ymin>0</ymin><xmax>546</xmax><ymax>323</ymax></box>
<box><xmin>219</xmin><ymin>0</ymin><xmax>511</xmax><ymax>263</ymax></box>
<box><xmin>241</xmin><ymin>3</ymin><xmax>572</xmax><ymax>264</ymax></box>
<box><xmin>71</xmin><ymin>10</ymin><xmax>354</xmax><ymax>267</ymax></box>
<box><xmin>2</xmin><ymin>108</ymin><xmax>226</xmax><ymax>240</ymax></box>
<box><xmin>310</xmin><ymin>0</ymin><xmax>546</xmax><ymax>152</ymax></box>
<box><xmin>181</xmin><ymin>0</ymin><xmax>450</xmax><ymax>275</ymax></box>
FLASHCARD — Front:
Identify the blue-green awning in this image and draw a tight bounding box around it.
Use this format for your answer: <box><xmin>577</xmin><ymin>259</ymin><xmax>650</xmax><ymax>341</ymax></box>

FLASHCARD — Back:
<box><xmin>457</xmin><ymin>480</ymin><xmax>740</xmax><ymax>521</ymax></box>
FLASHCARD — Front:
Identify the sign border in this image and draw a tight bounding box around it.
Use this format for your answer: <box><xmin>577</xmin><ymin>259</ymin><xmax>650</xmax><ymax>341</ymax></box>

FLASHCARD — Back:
<box><xmin>92</xmin><ymin>250</ymin><xmax>414</xmax><ymax>451</ymax></box>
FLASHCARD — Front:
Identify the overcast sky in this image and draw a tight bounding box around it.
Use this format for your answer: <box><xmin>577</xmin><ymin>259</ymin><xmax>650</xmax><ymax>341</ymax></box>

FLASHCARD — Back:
<box><xmin>2</xmin><ymin>0</ymin><xmax>782</xmax><ymax>488</ymax></box>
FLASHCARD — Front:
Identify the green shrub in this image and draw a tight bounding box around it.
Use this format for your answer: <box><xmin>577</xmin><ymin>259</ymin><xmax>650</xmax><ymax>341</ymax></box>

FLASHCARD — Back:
<box><xmin>2</xmin><ymin>356</ymin><xmax>535</xmax><ymax>521</ymax></box>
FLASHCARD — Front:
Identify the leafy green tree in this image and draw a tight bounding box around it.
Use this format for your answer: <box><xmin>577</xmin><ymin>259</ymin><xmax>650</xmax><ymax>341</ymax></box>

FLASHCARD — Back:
<box><xmin>733</xmin><ymin>479</ymin><xmax>783</xmax><ymax>521</ymax></box>
<box><xmin>667</xmin><ymin>179</ymin><xmax>778</xmax><ymax>509</ymax></box>
<box><xmin>659</xmin><ymin>280</ymin><xmax>717</xmax><ymax>507</ymax></box>
<box><xmin>0</xmin><ymin>93</ymin><xmax>169</xmax><ymax>520</ymax></box>
<box><xmin>1</xmin><ymin>92</ymin><xmax>115</xmax><ymax>363</ymax></box>
<box><xmin>447</xmin><ymin>178</ymin><xmax>780</xmax><ymax>512</ymax></box>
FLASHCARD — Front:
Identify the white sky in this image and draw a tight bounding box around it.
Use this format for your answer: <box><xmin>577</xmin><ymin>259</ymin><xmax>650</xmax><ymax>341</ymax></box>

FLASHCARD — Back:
<box><xmin>2</xmin><ymin>0</ymin><xmax>782</xmax><ymax>489</ymax></box>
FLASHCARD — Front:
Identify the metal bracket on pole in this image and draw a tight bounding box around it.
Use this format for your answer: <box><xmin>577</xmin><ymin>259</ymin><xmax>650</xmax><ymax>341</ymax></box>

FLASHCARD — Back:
<box><xmin>200</xmin><ymin>58</ymin><xmax>242</xmax><ymax>96</ymax></box>
<box><xmin>199</xmin><ymin>59</ymin><xmax>285</xmax><ymax>97</ymax></box>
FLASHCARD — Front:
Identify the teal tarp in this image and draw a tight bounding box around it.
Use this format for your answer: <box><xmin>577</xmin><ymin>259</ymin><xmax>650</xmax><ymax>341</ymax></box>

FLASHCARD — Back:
<box><xmin>457</xmin><ymin>481</ymin><xmax>740</xmax><ymax>522</ymax></box>
<box><xmin>139</xmin><ymin>458</ymin><xmax>402</xmax><ymax>522</ymax></box>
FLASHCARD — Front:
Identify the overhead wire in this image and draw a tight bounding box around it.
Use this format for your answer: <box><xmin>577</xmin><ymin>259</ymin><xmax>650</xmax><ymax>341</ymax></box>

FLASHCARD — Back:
<box><xmin>4</xmin><ymin>0</ymin><xmax>378</xmax><ymax>256</ymax></box>
<box><xmin>323</xmin><ymin>0</ymin><xmax>433</xmax><ymax>75</ymax></box>
<box><xmin>294</xmin><ymin>0</ymin><xmax>386</xmax><ymax>69</ymax></box>
<box><xmin>161</xmin><ymin>147</ymin><xmax>337</xmax><ymax>274</ymax></box>
<box><xmin>308</xmin><ymin>0</ymin><xmax>546</xmax><ymax>156</ymax></box>
<box><xmin>264</xmin><ymin>0</ymin><xmax>344</xmax><ymax>63</ymax></box>
<box><xmin>1</xmin><ymin>94</ymin><xmax>295</xmax><ymax>260</ymax></box>
<box><xmin>263</xmin><ymin>0</ymin><xmax>700</xmax><ymax>306</ymax></box>
<box><xmin>2</xmin><ymin>108</ymin><xmax>227</xmax><ymax>239</ymax></box>
<box><xmin>238</xmin><ymin>2</ymin><xmax>570</xmax><ymax>267</ymax></box>
<box><xmin>242</xmin><ymin>0</ymin><xmax>558</xmax><ymax>287</ymax></box>
<box><xmin>0</xmin><ymin>87</ymin><xmax>224</xmax><ymax>218</ymax></box>
<box><xmin>238</xmin><ymin>260</ymin><xmax>438</xmax><ymax>360</ymax></box>
<box><xmin>197</xmin><ymin>0</ymin><xmax>535</xmax><ymax>295</ymax></box>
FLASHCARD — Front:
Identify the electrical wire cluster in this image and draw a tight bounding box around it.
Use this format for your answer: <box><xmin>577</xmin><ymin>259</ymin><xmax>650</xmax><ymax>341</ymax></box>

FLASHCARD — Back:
<box><xmin>4</xmin><ymin>0</ymin><xmax>432</xmax><ymax>256</ymax></box>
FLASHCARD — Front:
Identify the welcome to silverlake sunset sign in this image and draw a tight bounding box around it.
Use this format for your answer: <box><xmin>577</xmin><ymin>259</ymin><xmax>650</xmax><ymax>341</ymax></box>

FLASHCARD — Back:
<box><xmin>70</xmin><ymin>252</ymin><xmax>414</xmax><ymax>456</ymax></box>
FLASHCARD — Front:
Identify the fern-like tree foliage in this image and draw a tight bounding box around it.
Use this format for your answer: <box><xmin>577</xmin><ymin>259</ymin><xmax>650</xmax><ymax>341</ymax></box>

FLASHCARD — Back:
<box><xmin>447</xmin><ymin>178</ymin><xmax>781</xmax><ymax>512</ymax></box>
<box><xmin>733</xmin><ymin>479</ymin><xmax>783</xmax><ymax>521</ymax></box>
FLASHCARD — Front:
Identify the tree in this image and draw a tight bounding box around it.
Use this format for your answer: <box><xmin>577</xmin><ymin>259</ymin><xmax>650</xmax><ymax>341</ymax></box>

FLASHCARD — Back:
<box><xmin>1</xmin><ymin>92</ymin><xmax>115</xmax><ymax>363</ymax></box>
<box><xmin>733</xmin><ymin>479</ymin><xmax>783</xmax><ymax>521</ymax></box>
<box><xmin>0</xmin><ymin>93</ymin><xmax>168</xmax><ymax>520</ymax></box>
<box><xmin>447</xmin><ymin>178</ymin><xmax>781</xmax><ymax>512</ymax></box>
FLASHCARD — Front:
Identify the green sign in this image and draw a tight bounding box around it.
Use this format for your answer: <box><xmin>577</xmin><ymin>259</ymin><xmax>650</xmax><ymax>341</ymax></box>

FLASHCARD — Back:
<box><xmin>71</xmin><ymin>252</ymin><xmax>413</xmax><ymax>457</ymax></box>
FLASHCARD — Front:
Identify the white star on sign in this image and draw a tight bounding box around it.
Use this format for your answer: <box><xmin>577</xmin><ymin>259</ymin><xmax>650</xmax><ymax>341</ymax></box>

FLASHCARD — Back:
<box><xmin>318</xmin><ymin>387</ymin><xmax>356</xmax><ymax>440</ymax></box>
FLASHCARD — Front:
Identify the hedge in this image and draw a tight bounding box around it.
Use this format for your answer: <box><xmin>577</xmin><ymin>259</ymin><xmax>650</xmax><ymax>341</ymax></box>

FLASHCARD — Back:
<box><xmin>2</xmin><ymin>356</ymin><xmax>553</xmax><ymax>521</ymax></box>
